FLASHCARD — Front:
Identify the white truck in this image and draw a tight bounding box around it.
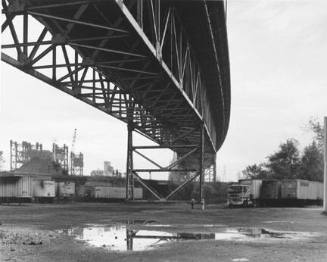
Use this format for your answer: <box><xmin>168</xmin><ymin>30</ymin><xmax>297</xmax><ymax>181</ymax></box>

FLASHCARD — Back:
<box><xmin>227</xmin><ymin>179</ymin><xmax>262</xmax><ymax>207</ymax></box>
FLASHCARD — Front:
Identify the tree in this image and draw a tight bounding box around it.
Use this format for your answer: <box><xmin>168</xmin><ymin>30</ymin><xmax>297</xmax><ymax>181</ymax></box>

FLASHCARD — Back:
<box><xmin>90</xmin><ymin>169</ymin><xmax>104</xmax><ymax>176</ymax></box>
<box><xmin>242</xmin><ymin>163</ymin><xmax>269</xmax><ymax>179</ymax></box>
<box><xmin>307</xmin><ymin>119</ymin><xmax>324</xmax><ymax>152</ymax></box>
<box><xmin>266</xmin><ymin>139</ymin><xmax>301</xmax><ymax>179</ymax></box>
<box><xmin>300</xmin><ymin>141</ymin><xmax>323</xmax><ymax>182</ymax></box>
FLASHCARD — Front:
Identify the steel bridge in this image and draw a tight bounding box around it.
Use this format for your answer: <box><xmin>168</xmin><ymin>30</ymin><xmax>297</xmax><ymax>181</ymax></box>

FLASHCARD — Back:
<box><xmin>1</xmin><ymin>0</ymin><xmax>230</xmax><ymax>201</ymax></box>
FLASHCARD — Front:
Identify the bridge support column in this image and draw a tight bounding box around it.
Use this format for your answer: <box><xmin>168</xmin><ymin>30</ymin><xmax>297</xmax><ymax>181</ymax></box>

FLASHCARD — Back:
<box><xmin>126</xmin><ymin>122</ymin><xmax>134</xmax><ymax>200</ymax></box>
<box><xmin>213</xmin><ymin>155</ymin><xmax>217</xmax><ymax>183</ymax></box>
<box><xmin>199</xmin><ymin>123</ymin><xmax>204</xmax><ymax>202</ymax></box>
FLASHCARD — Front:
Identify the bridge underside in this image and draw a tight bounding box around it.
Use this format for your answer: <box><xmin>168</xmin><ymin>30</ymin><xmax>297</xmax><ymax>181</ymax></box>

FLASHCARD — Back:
<box><xmin>2</xmin><ymin>0</ymin><xmax>230</xmax><ymax>201</ymax></box>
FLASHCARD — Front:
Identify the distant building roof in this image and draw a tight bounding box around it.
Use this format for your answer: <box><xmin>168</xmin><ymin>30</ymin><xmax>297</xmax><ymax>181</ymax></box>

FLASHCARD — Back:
<box><xmin>14</xmin><ymin>157</ymin><xmax>67</xmax><ymax>177</ymax></box>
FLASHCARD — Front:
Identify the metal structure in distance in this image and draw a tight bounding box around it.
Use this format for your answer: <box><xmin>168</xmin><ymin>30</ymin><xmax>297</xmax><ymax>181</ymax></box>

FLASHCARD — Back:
<box><xmin>9</xmin><ymin>140</ymin><xmax>43</xmax><ymax>170</ymax></box>
<box><xmin>1</xmin><ymin>0</ymin><xmax>231</xmax><ymax>201</ymax></box>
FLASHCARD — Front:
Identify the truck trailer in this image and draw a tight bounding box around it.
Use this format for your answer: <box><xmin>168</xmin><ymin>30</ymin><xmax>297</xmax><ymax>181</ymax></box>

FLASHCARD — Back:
<box><xmin>260</xmin><ymin>180</ymin><xmax>281</xmax><ymax>206</ymax></box>
<box><xmin>227</xmin><ymin>179</ymin><xmax>323</xmax><ymax>207</ymax></box>
<box><xmin>281</xmin><ymin>179</ymin><xmax>323</xmax><ymax>205</ymax></box>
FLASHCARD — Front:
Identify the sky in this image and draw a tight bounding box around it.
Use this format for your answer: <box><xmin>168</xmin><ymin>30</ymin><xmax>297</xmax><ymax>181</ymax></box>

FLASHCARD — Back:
<box><xmin>0</xmin><ymin>0</ymin><xmax>326</xmax><ymax>181</ymax></box>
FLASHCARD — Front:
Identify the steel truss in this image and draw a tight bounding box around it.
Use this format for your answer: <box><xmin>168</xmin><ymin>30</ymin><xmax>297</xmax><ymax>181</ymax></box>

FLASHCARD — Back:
<box><xmin>2</xmin><ymin>0</ymin><xmax>228</xmax><ymax>200</ymax></box>
<box><xmin>126</xmin><ymin>122</ymin><xmax>205</xmax><ymax>201</ymax></box>
<box><xmin>10</xmin><ymin>140</ymin><xmax>43</xmax><ymax>170</ymax></box>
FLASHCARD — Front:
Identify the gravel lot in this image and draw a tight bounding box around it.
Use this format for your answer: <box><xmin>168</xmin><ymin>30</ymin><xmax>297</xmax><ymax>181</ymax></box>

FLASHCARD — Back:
<box><xmin>0</xmin><ymin>202</ymin><xmax>327</xmax><ymax>262</ymax></box>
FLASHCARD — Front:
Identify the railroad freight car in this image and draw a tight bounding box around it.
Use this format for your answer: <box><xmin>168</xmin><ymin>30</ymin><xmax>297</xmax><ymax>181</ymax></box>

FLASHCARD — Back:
<box><xmin>33</xmin><ymin>179</ymin><xmax>56</xmax><ymax>203</ymax></box>
<box><xmin>280</xmin><ymin>179</ymin><xmax>323</xmax><ymax>205</ymax></box>
<box><xmin>56</xmin><ymin>181</ymin><xmax>75</xmax><ymax>199</ymax></box>
<box><xmin>260</xmin><ymin>180</ymin><xmax>281</xmax><ymax>206</ymax></box>
<box><xmin>0</xmin><ymin>176</ymin><xmax>33</xmax><ymax>203</ymax></box>
<box><xmin>93</xmin><ymin>186</ymin><xmax>143</xmax><ymax>201</ymax></box>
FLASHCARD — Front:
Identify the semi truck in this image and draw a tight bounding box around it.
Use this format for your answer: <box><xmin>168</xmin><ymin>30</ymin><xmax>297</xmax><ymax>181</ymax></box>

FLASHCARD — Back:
<box><xmin>227</xmin><ymin>179</ymin><xmax>262</xmax><ymax>207</ymax></box>
<box><xmin>227</xmin><ymin>179</ymin><xmax>323</xmax><ymax>207</ymax></box>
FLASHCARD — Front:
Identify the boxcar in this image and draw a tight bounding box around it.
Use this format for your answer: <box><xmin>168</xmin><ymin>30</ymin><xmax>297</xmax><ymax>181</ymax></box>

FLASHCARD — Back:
<box><xmin>93</xmin><ymin>186</ymin><xmax>143</xmax><ymax>201</ymax></box>
<box><xmin>33</xmin><ymin>179</ymin><xmax>56</xmax><ymax>202</ymax></box>
<box><xmin>260</xmin><ymin>180</ymin><xmax>281</xmax><ymax>206</ymax></box>
<box><xmin>57</xmin><ymin>181</ymin><xmax>75</xmax><ymax>199</ymax></box>
<box><xmin>281</xmin><ymin>179</ymin><xmax>323</xmax><ymax>205</ymax></box>
<box><xmin>0</xmin><ymin>176</ymin><xmax>33</xmax><ymax>203</ymax></box>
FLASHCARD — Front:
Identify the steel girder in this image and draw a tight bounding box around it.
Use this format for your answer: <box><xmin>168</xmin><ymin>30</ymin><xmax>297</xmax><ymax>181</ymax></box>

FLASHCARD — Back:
<box><xmin>125</xmin><ymin>122</ymin><xmax>204</xmax><ymax>201</ymax></box>
<box><xmin>1</xmin><ymin>0</ymin><xmax>230</xmax><ymax>171</ymax></box>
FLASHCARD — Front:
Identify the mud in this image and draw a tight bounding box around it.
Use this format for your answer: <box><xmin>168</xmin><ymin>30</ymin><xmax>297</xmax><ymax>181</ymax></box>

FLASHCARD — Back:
<box><xmin>0</xmin><ymin>203</ymin><xmax>327</xmax><ymax>262</ymax></box>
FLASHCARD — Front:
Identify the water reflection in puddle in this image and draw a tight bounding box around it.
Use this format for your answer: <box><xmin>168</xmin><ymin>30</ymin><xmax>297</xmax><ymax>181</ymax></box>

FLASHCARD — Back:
<box><xmin>58</xmin><ymin>226</ymin><xmax>174</xmax><ymax>251</ymax></box>
<box><xmin>56</xmin><ymin>222</ymin><xmax>316</xmax><ymax>252</ymax></box>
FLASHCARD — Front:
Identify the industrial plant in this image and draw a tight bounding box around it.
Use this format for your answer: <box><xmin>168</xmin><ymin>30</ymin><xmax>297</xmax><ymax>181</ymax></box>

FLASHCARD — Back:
<box><xmin>1</xmin><ymin>139</ymin><xmax>146</xmax><ymax>203</ymax></box>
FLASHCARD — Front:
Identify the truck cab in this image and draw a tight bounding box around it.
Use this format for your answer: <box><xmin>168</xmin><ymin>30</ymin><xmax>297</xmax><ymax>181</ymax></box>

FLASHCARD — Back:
<box><xmin>227</xmin><ymin>184</ymin><xmax>252</xmax><ymax>207</ymax></box>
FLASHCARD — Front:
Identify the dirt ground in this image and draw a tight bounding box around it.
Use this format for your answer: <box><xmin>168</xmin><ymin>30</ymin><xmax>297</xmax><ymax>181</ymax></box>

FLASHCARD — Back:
<box><xmin>0</xmin><ymin>202</ymin><xmax>327</xmax><ymax>262</ymax></box>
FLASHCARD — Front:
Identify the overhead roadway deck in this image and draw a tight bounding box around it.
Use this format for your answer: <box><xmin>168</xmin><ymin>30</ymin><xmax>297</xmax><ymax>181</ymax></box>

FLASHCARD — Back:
<box><xmin>2</xmin><ymin>0</ymin><xmax>230</xmax><ymax>200</ymax></box>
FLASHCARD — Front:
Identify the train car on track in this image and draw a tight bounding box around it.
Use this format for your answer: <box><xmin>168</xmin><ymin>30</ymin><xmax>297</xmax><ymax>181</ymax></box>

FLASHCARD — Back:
<box><xmin>281</xmin><ymin>179</ymin><xmax>323</xmax><ymax>205</ymax></box>
<box><xmin>0</xmin><ymin>175</ymin><xmax>33</xmax><ymax>203</ymax></box>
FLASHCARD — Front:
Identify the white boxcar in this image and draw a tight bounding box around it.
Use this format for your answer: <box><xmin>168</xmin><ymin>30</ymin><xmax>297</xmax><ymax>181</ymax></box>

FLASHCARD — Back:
<box><xmin>281</xmin><ymin>179</ymin><xmax>323</xmax><ymax>200</ymax></box>
<box><xmin>94</xmin><ymin>186</ymin><xmax>111</xmax><ymax>199</ymax></box>
<box><xmin>33</xmin><ymin>180</ymin><xmax>56</xmax><ymax>198</ymax></box>
<box><xmin>57</xmin><ymin>182</ymin><xmax>75</xmax><ymax>198</ymax></box>
<box><xmin>0</xmin><ymin>176</ymin><xmax>33</xmax><ymax>199</ymax></box>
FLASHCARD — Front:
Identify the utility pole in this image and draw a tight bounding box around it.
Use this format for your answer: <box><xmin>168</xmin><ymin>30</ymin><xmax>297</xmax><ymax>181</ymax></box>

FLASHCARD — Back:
<box><xmin>323</xmin><ymin>117</ymin><xmax>327</xmax><ymax>213</ymax></box>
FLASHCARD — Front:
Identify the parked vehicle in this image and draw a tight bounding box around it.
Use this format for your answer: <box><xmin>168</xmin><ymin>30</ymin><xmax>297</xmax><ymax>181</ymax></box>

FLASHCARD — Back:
<box><xmin>227</xmin><ymin>178</ymin><xmax>323</xmax><ymax>207</ymax></box>
<box><xmin>227</xmin><ymin>179</ymin><xmax>262</xmax><ymax>207</ymax></box>
<box><xmin>260</xmin><ymin>179</ymin><xmax>281</xmax><ymax>206</ymax></box>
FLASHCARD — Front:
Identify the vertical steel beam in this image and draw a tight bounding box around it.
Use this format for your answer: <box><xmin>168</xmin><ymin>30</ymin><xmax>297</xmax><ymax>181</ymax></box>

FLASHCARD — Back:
<box><xmin>74</xmin><ymin>49</ymin><xmax>78</xmax><ymax>93</ymax></box>
<box><xmin>92</xmin><ymin>69</ymin><xmax>95</xmax><ymax>103</ymax></box>
<box><xmin>137</xmin><ymin>0</ymin><xmax>143</xmax><ymax>29</ymax></box>
<box><xmin>199</xmin><ymin>123</ymin><xmax>204</xmax><ymax>202</ymax></box>
<box><xmin>213</xmin><ymin>155</ymin><xmax>217</xmax><ymax>183</ymax></box>
<box><xmin>52</xmin><ymin>46</ymin><xmax>56</xmax><ymax>81</ymax></box>
<box><xmin>131</xmin><ymin>133</ymin><xmax>134</xmax><ymax>200</ymax></box>
<box><xmin>126</xmin><ymin>229</ymin><xmax>133</xmax><ymax>250</ymax></box>
<box><xmin>126</xmin><ymin>122</ymin><xmax>133</xmax><ymax>200</ymax></box>
<box><xmin>23</xmin><ymin>12</ymin><xmax>28</xmax><ymax>56</ymax></box>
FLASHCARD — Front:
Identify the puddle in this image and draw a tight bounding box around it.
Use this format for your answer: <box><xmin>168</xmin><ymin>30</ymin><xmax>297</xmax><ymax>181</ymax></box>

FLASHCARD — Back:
<box><xmin>56</xmin><ymin>222</ymin><xmax>318</xmax><ymax>252</ymax></box>
<box><xmin>57</xmin><ymin>225</ymin><xmax>175</xmax><ymax>251</ymax></box>
<box><xmin>264</xmin><ymin>221</ymin><xmax>295</xmax><ymax>224</ymax></box>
